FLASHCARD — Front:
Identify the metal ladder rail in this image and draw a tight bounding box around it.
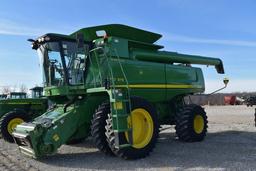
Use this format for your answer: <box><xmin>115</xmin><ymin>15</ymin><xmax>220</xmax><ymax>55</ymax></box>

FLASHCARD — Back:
<box><xmin>111</xmin><ymin>48</ymin><xmax>132</xmax><ymax>110</ymax></box>
<box><xmin>102</xmin><ymin>49</ymin><xmax>128</xmax><ymax>143</ymax></box>
<box><xmin>112</xmin><ymin>48</ymin><xmax>131</xmax><ymax>100</ymax></box>
<box><xmin>91</xmin><ymin>46</ymin><xmax>132</xmax><ymax>147</ymax></box>
<box><xmin>101</xmin><ymin>48</ymin><xmax>118</xmax><ymax>108</ymax></box>
<box><xmin>87</xmin><ymin>49</ymin><xmax>97</xmax><ymax>87</ymax></box>
<box><xmin>111</xmin><ymin>48</ymin><xmax>133</xmax><ymax>145</ymax></box>
<box><xmin>92</xmin><ymin>51</ymin><xmax>103</xmax><ymax>87</ymax></box>
<box><xmin>89</xmin><ymin>46</ymin><xmax>117</xmax><ymax>103</ymax></box>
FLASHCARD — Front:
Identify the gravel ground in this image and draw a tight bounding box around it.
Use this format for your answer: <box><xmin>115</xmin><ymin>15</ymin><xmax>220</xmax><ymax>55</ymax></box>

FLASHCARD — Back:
<box><xmin>0</xmin><ymin>105</ymin><xmax>255</xmax><ymax>171</ymax></box>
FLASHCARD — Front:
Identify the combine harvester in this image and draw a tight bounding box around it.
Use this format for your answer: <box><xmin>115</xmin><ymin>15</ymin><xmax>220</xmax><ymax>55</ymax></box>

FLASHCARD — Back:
<box><xmin>0</xmin><ymin>94</ymin><xmax>7</xmax><ymax>99</ymax></box>
<box><xmin>0</xmin><ymin>87</ymin><xmax>48</xmax><ymax>142</ymax></box>
<box><xmin>13</xmin><ymin>24</ymin><xmax>226</xmax><ymax>159</ymax></box>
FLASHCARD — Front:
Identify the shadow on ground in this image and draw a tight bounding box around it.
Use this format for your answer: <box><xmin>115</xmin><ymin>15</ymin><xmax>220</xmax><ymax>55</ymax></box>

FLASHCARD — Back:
<box><xmin>39</xmin><ymin>130</ymin><xmax>256</xmax><ymax>170</ymax></box>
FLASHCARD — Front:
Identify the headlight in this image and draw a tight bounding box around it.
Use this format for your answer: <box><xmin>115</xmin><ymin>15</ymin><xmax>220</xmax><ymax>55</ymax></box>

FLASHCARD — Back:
<box><xmin>38</xmin><ymin>37</ymin><xmax>45</xmax><ymax>42</ymax></box>
<box><xmin>44</xmin><ymin>36</ymin><xmax>50</xmax><ymax>41</ymax></box>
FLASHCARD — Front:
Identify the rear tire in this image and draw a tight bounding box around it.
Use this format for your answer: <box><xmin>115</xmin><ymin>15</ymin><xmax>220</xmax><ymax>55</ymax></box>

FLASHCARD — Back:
<box><xmin>0</xmin><ymin>110</ymin><xmax>29</xmax><ymax>143</ymax></box>
<box><xmin>105</xmin><ymin>97</ymin><xmax>159</xmax><ymax>160</ymax></box>
<box><xmin>175</xmin><ymin>104</ymin><xmax>208</xmax><ymax>142</ymax></box>
<box><xmin>90</xmin><ymin>102</ymin><xmax>113</xmax><ymax>155</ymax></box>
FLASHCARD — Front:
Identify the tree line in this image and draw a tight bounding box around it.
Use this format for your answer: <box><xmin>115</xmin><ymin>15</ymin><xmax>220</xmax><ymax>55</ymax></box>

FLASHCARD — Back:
<box><xmin>0</xmin><ymin>84</ymin><xmax>28</xmax><ymax>94</ymax></box>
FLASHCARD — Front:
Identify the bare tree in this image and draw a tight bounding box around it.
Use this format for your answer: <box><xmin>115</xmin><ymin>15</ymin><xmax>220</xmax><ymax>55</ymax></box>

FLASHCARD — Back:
<box><xmin>19</xmin><ymin>84</ymin><xmax>28</xmax><ymax>93</ymax></box>
<box><xmin>1</xmin><ymin>86</ymin><xmax>11</xmax><ymax>94</ymax></box>
<box><xmin>11</xmin><ymin>85</ymin><xmax>17</xmax><ymax>92</ymax></box>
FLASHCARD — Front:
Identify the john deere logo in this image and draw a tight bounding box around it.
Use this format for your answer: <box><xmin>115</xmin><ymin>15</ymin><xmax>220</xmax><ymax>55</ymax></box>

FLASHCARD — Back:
<box><xmin>52</xmin><ymin>134</ymin><xmax>60</xmax><ymax>141</ymax></box>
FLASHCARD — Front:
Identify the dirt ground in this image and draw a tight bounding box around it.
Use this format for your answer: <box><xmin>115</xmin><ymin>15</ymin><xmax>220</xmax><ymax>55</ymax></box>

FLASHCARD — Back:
<box><xmin>0</xmin><ymin>105</ymin><xmax>255</xmax><ymax>171</ymax></box>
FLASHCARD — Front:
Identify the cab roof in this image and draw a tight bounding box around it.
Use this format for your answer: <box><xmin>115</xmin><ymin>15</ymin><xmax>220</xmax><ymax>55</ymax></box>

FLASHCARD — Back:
<box><xmin>9</xmin><ymin>92</ymin><xmax>26</xmax><ymax>95</ymax></box>
<box><xmin>29</xmin><ymin>86</ymin><xmax>43</xmax><ymax>91</ymax></box>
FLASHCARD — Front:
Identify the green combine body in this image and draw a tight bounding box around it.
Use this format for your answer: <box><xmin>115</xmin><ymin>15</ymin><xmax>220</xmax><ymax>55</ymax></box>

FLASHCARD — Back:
<box><xmin>0</xmin><ymin>89</ymin><xmax>44</xmax><ymax>117</ymax></box>
<box><xmin>0</xmin><ymin>87</ymin><xmax>48</xmax><ymax>142</ymax></box>
<box><xmin>13</xmin><ymin>24</ymin><xmax>225</xmax><ymax>159</ymax></box>
<box><xmin>0</xmin><ymin>92</ymin><xmax>27</xmax><ymax>117</ymax></box>
<box><xmin>0</xmin><ymin>94</ymin><xmax>7</xmax><ymax>99</ymax></box>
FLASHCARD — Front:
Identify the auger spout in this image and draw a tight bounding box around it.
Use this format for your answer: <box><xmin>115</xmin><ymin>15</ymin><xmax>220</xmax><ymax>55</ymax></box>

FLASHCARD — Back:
<box><xmin>133</xmin><ymin>51</ymin><xmax>224</xmax><ymax>74</ymax></box>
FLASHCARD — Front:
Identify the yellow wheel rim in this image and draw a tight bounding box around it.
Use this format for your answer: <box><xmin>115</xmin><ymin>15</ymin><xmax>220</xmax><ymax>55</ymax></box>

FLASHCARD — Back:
<box><xmin>7</xmin><ymin>118</ymin><xmax>24</xmax><ymax>134</ymax></box>
<box><xmin>193</xmin><ymin>115</ymin><xmax>204</xmax><ymax>134</ymax></box>
<box><xmin>125</xmin><ymin>108</ymin><xmax>154</xmax><ymax>149</ymax></box>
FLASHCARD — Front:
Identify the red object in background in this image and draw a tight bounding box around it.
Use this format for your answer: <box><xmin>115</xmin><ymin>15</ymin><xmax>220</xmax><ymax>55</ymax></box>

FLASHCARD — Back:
<box><xmin>224</xmin><ymin>96</ymin><xmax>237</xmax><ymax>105</ymax></box>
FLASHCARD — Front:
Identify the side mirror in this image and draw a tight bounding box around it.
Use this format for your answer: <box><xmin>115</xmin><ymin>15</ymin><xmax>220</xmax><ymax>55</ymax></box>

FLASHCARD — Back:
<box><xmin>208</xmin><ymin>77</ymin><xmax>229</xmax><ymax>95</ymax></box>
<box><xmin>223</xmin><ymin>77</ymin><xmax>229</xmax><ymax>86</ymax></box>
<box><xmin>28</xmin><ymin>39</ymin><xmax>38</xmax><ymax>50</ymax></box>
<box><xmin>76</xmin><ymin>33</ymin><xmax>84</xmax><ymax>48</ymax></box>
<box><xmin>27</xmin><ymin>39</ymin><xmax>35</xmax><ymax>42</ymax></box>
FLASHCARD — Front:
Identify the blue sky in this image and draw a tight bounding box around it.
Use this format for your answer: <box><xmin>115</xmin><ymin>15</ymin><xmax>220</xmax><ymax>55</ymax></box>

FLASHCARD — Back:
<box><xmin>0</xmin><ymin>0</ymin><xmax>255</xmax><ymax>93</ymax></box>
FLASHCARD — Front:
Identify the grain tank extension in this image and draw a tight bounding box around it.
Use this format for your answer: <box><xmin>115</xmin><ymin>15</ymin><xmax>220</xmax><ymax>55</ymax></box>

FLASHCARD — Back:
<box><xmin>13</xmin><ymin>24</ymin><xmax>225</xmax><ymax>159</ymax></box>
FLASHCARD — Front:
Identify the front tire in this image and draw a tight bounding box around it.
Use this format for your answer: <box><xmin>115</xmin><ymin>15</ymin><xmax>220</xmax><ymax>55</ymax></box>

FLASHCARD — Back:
<box><xmin>105</xmin><ymin>97</ymin><xmax>159</xmax><ymax>160</ymax></box>
<box><xmin>91</xmin><ymin>102</ymin><xmax>113</xmax><ymax>155</ymax></box>
<box><xmin>0</xmin><ymin>110</ymin><xmax>29</xmax><ymax>143</ymax></box>
<box><xmin>175</xmin><ymin>104</ymin><xmax>208</xmax><ymax>142</ymax></box>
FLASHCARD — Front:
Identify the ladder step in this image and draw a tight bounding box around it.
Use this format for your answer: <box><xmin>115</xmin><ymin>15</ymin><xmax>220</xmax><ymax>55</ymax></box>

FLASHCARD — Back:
<box><xmin>114</xmin><ymin>128</ymin><xmax>132</xmax><ymax>133</ymax></box>
<box><xmin>112</xmin><ymin>114</ymin><xmax>129</xmax><ymax>118</ymax></box>
<box><xmin>118</xmin><ymin>144</ymin><xmax>131</xmax><ymax>148</ymax></box>
<box><xmin>110</xmin><ymin>99</ymin><xmax>130</xmax><ymax>103</ymax></box>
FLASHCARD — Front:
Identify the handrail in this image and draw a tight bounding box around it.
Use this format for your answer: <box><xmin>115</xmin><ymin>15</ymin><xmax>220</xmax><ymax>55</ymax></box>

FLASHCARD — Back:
<box><xmin>88</xmin><ymin>49</ymin><xmax>97</xmax><ymax>87</ymax></box>
<box><xmin>93</xmin><ymin>51</ymin><xmax>103</xmax><ymax>87</ymax></box>
<box><xmin>111</xmin><ymin>48</ymin><xmax>133</xmax><ymax>144</ymax></box>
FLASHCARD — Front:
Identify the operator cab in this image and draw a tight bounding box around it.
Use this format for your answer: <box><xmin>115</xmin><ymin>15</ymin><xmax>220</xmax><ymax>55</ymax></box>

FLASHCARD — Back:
<box><xmin>30</xmin><ymin>86</ymin><xmax>43</xmax><ymax>98</ymax></box>
<box><xmin>30</xmin><ymin>34</ymin><xmax>92</xmax><ymax>87</ymax></box>
<box><xmin>8</xmin><ymin>92</ymin><xmax>27</xmax><ymax>99</ymax></box>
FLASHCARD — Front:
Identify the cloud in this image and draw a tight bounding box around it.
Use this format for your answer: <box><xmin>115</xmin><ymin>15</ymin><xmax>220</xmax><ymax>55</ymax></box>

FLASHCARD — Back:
<box><xmin>163</xmin><ymin>34</ymin><xmax>256</xmax><ymax>47</ymax></box>
<box><xmin>0</xmin><ymin>19</ymin><xmax>42</xmax><ymax>36</ymax></box>
<box><xmin>0</xmin><ymin>19</ymin><xmax>72</xmax><ymax>36</ymax></box>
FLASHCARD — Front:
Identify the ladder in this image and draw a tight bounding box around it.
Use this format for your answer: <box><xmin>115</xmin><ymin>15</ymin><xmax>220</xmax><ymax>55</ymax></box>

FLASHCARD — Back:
<box><xmin>89</xmin><ymin>46</ymin><xmax>133</xmax><ymax>148</ymax></box>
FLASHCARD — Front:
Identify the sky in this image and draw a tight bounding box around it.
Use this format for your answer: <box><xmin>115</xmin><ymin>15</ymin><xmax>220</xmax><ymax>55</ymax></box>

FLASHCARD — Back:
<box><xmin>0</xmin><ymin>0</ymin><xmax>255</xmax><ymax>93</ymax></box>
